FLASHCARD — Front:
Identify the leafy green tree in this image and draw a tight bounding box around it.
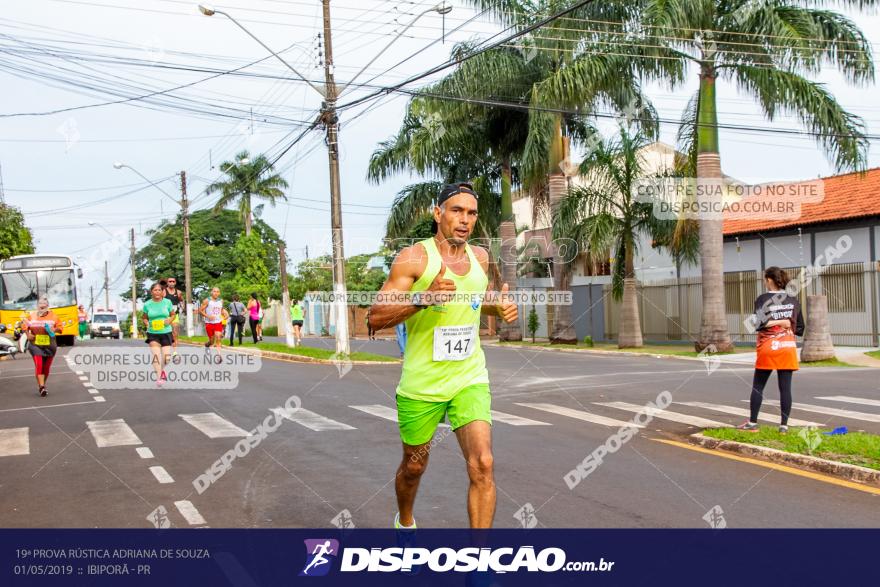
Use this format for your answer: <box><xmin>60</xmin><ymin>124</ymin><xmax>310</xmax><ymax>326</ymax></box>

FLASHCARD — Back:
<box><xmin>130</xmin><ymin>209</ymin><xmax>280</xmax><ymax>301</ymax></box>
<box><xmin>625</xmin><ymin>0</ymin><xmax>874</xmax><ymax>351</ymax></box>
<box><xmin>206</xmin><ymin>150</ymin><xmax>289</xmax><ymax>236</ymax></box>
<box><xmin>0</xmin><ymin>204</ymin><xmax>35</xmax><ymax>260</ymax></box>
<box><xmin>527</xmin><ymin>306</ymin><xmax>540</xmax><ymax>343</ymax></box>
<box><xmin>554</xmin><ymin>129</ymin><xmax>684</xmax><ymax>348</ymax></box>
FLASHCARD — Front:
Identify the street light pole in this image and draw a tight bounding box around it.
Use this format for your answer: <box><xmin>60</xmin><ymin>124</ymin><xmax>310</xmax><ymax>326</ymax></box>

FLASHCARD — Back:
<box><xmin>113</xmin><ymin>162</ymin><xmax>194</xmax><ymax>337</ymax></box>
<box><xmin>180</xmin><ymin>171</ymin><xmax>194</xmax><ymax>337</ymax></box>
<box><xmin>320</xmin><ymin>0</ymin><xmax>349</xmax><ymax>355</ymax></box>
<box><xmin>130</xmin><ymin>228</ymin><xmax>138</xmax><ymax>339</ymax></box>
<box><xmin>197</xmin><ymin>2</ymin><xmax>451</xmax><ymax>357</ymax></box>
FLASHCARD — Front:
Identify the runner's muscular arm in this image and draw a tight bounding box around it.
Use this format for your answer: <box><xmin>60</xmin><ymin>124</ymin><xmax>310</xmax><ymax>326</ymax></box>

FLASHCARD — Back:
<box><xmin>368</xmin><ymin>245</ymin><xmax>426</xmax><ymax>331</ymax></box>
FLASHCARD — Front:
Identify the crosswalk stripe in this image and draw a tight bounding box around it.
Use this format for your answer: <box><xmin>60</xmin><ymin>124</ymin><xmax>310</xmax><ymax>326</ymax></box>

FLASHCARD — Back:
<box><xmin>174</xmin><ymin>500</ymin><xmax>206</xmax><ymax>525</ymax></box>
<box><xmin>87</xmin><ymin>419</ymin><xmax>142</xmax><ymax>448</ymax></box>
<box><xmin>271</xmin><ymin>407</ymin><xmax>355</xmax><ymax>431</ymax></box>
<box><xmin>596</xmin><ymin>402</ymin><xmax>725</xmax><ymax>428</ymax></box>
<box><xmin>489</xmin><ymin>410</ymin><xmax>551</xmax><ymax>426</ymax></box>
<box><xmin>677</xmin><ymin>402</ymin><xmax>820</xmax><ymax>427</ymax></box>
<box><xmin>515</xmin><ymin>403</ymin><xmax>642</xmax><ymax>428</ymax></box>
<box><xmin>349</xmin><ymin>405</ymin><xmax>449</xmax><ymax>428</ymax></box>
<box><xmin>136</xmin><ymin>447</ymin><xmax>154</xmax><ymax>459</ymax></box>
<box><xmin>754</xmin><ymin>400</ymin><xmax>880</xmax><ymax>423</ymax></box>
<box><xmin>816</xmin><ymin>395</ymin><xmax>880</xmax><ymax>408</ymax></box>
<box><xmin>0</xmin><ymin>427</ymin><xmax>30</xmax><ymax>457</ymax></box>
<box><xmin>149</xmin><ymin>466</ymin><xmax>174</xmax><ymax>484</ymax></box>
<box><xmin>179</xmin><ymin>413</ymin><xmax>251</xmax><ymax>438</ymax></box>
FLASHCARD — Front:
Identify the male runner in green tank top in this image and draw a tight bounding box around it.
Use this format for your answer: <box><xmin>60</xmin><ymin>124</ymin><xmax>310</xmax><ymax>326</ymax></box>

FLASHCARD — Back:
<box><xmin>368</xmin><ymin>182</ymin><xmax>518</xmax><ymax>529</ymax></box>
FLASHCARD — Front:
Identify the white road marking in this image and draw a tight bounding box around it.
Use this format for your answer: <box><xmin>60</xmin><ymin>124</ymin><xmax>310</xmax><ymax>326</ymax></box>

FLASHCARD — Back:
<box><xmin>149</xmin><ymin>466</ymin><xmax>174</xmax><ymax>484</ymax></box>
<box><xmin>93</xmin><ymin>396</ymin><xmax>106</xmax><ymax>402</ymax></box>
<box><xmin>179</xmin><ymin>413</ymin><xmax>251</xmax><ymax>438</ymax></box>
<box><xmin>515</xmin><ymin>403</ymin><xmax>642</xmax><ymax>428</ymax></box>
<box><xmin>677</xmin><ymin>401</ymin><xmax>820</xmax><ymax>427</ymax></box>
<box><xmin>87</xmin><ymin>419</ymin><xmax>142</xmax><ymax>448</ymax></box>
<box><xmin>174</xmin><ymin>500</ymin><xmax>207</xmax><ymax>525</ymax></box>
<box><xmin>0</xmin><ymin>400</ymin><xmax>104</xmax><ymax>413</ymax></box>
<box><xmin>489</xmin><ymin>410</ymin><xmax>551</xmax><ymax>426</ymax></box>
<box><xmin>816</xmin><ymin>395</ymin><xmax>880</xmax><ymax>408</ymax></box>
<box><xmin>78</xmin><ymin>376</ymin><xmax>89</xmax><ymax>382</ymax></box>
<box><xmin>349</xmin><ymin>405</ymin><xmax>449</xmax><ymax>428</ymax></box>
<box><xmin>596</xmin><ymin>402</ymin><xmax>726</xmax><ymax>428</ymax></box>
<box><xmin>136</xmin><ymin>447</ymin><xmax>154</xmax><ymax>459</ymax></box>
<box><xmin>75</xmin><ymin>371</ymin><xmax>84</xmax><ymax>376</ymax></box>
<box><xmin>754</xmin><ymin>400</ymin><xmax>880</xmax><ymax>423</ymax></box>
<box><xmin>87</xmin><ymin>389</ymin><xmax>98</xmax><ymax>395</ymax></box>
<box><xmin>271</xmin><ymin>407</ymin><xmax>355</xmax><ymax>431</ymax></box>
<box><xmin>0</xmin><ymin>427</ymin><xmax>30</xmax><ymax>457</ymax></box>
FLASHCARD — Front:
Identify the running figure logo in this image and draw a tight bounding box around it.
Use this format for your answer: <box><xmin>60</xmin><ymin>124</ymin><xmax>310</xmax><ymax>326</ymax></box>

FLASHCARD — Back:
<box><xmin>299</xmin><ymin>539</ymin><xmax>339</xmax><ymax>577</ymax></box>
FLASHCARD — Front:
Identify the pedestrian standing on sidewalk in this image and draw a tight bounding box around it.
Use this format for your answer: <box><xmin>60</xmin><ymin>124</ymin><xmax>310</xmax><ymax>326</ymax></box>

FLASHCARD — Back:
<box><xmin>77</xmin><ymin>304</ymin><xmax>89</xmax><ymax>340</ymax></box>
<box><xmin>247</xmin><ymin>293</ymin><xmax>262</xmax><ymax>344</ymax></box>
<box><xmin>228</xmin><ymin>294</ymin><xmax>247</xmax><ymax>346</ymax></box>
<box><xmin>395</xmin><ymin>322</ymin><xmax>407</xmax><ymax>358</ymax></box>
<box><xmin>738</xmin><ymin>266</ymin><xmax>805</xmax><ymax>434</ymax></box>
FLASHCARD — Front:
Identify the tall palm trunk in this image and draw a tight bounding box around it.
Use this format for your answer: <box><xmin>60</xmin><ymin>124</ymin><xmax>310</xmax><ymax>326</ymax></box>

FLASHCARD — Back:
<box><xmin>548</xmin><ymin>117</ymin><xmax>576</xmax><ymax>344</ymax></box>
<box><xmin>618</xmin><ymin>235</ymin><xmax>643</xmax><ymax>348</ymax></box>
<box><xmin>243</xmin><ymin>194</ymin><xmax>252</xmax><ymax>236</ymax></box>
<box><xmin>498</xmin><ymin>159</ymin><xmax>522</xmax><ymax>341</ymax></box>
<box><xmin>695</xmin><ymin>67</ymin><xmax>733</xmax><ymax>352</ymax></box>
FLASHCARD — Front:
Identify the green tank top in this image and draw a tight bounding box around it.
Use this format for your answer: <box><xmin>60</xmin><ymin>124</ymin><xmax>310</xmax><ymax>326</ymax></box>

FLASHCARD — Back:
<box><xmin>397</xmin><ymin>238</ymin><xmax>489</xmax><ymax>401</ymax></box>
<box><xmin>291</xmin><ymin>303</ymin><xmax>304</xmax><ymax>320</ymax></box>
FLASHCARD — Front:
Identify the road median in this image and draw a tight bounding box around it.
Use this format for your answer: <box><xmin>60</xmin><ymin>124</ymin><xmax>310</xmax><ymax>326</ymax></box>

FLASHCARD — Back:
<box><xmin>690</xmin><ymin>429</ymin><xmax>880</xmax><ymax>487</ymax></box>
<box><xmin>177</xmin><ymin>336</ymin><xmax>399</xmax><ymax>366</ymax></box>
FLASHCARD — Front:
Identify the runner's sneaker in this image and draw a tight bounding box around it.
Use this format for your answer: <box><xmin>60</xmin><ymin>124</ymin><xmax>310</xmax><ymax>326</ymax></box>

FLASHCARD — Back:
<box><xmin>778</xmin><ymin>425</ymin><xmax>789</xmax><ymax>434</ymax></box>
<box><xmin>736</xmin><ymin>421</ymin><xmax>759</xmax><ymax>432</ymax></box>
<box><xmin>394</xmin><ymin>512</ymin><xmax>420</xmax><ymax>574</ymax></box>
<box><xmin>39</xmin><ymin>386</ymin><xmax>47</xmax><ymax>397</ymax></box>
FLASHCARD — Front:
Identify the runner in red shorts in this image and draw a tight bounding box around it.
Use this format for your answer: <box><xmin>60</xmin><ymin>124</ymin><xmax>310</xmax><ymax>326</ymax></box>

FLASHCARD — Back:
<box><xmin>199</xmin><ymin>286</ymin><xmax>228</xmax><ymax>351</ymax></box>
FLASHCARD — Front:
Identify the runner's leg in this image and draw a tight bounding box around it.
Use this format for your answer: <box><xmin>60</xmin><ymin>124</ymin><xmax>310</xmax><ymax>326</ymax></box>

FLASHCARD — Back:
<box><xmin>777</xmin><ymin>369</ymin><xmax>793</xmax><ymax>425</ymax></box>
<box><xmin>454</xmin><ymin>420</ymin><xmax>496</xmax><ymax>528</ymax></box>
<box><xmin>42</xmin><ymin>355</ymin><xmax>54</xmax><ymax>384</ymax></box>
<box><xmin>148</xmin><ymin>341</ymin><xmax>163</xmax><ymax>380</ymax></box>
<box><xmin>749</xmin><ymin>369</ymin><xmax>772</xmax><ymax>423</ymax></box>
<box><xmin>395</xmin><ymin>441</ymin><xmax>432</xmax><ymax>527</ymax></box>
<box><xmin>33</xmin><ymin>354</ymin><xmax>45</xmax><ymax>390</ymax></box>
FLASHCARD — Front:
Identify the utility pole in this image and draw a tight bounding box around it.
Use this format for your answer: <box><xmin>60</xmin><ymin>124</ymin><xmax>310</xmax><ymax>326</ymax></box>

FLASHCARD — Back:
<box><xmin>279</xmin><ymin>243</ymin><xmax>294</xmax><ymax>347</ymax></box>
<box><xmin>321</xmin><ymin>0</ymin><xmax>350</xmax><ymax>356</ymax></box>
<box><xmin>130</xmin><ymin>228</ymin><xmax>138</xmax><ymax>339</ymax></box>
<box><xmin>181</xmin><ymin>171</ymin><xmax>194</xmax><ymax>337</ymax></box>
<box><xmin>89</xmin><ymin>286</ymin><xmax>94</xmax><ymax>316</ymax></box>
<box><xmin>104</xmin><ymin>261</ymin><xmax>110</xmax><ymax>309</ymax></box>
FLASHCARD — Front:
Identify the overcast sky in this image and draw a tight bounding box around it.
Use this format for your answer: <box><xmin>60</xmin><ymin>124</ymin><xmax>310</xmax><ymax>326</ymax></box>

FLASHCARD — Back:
<box><xmin>2</xmin><ymin>0</ymin><xmax>878</xmax><ymax>309</ymax></box>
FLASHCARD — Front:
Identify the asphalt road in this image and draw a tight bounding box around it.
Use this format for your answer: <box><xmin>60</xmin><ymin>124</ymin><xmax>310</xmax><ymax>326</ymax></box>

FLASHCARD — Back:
<box><xmin>1</xmin><ymin>338</ymin><xmax>879</xmax><ymax>529</ymax></box>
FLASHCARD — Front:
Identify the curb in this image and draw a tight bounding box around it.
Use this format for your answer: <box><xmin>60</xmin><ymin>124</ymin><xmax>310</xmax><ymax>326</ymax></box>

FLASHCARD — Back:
<box><xmin>178</xmin><ymin>340</ymin><xmax>398</xmax><ymax>366</ymax></box>
<box><xmin>690</xmin><ymin>432</ymin><xmax>880</xmax><ymax>487</ymax></box>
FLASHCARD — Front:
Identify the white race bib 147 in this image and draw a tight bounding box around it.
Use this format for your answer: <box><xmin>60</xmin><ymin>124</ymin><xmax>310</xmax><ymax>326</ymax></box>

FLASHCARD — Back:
<box><xmin>433</xmin><ymin>325</ymin><xmax>476</xmax><ymax>362</ymax></box>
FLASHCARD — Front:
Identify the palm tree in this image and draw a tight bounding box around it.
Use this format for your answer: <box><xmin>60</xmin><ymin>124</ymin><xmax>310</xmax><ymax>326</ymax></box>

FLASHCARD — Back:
<box><xmin>207</xmin><ymin>150</ymin><xmax>289</xmax><ymax>236</ymax></box>
<box><xmin>553</xmin><ymin>129</ymin><xmax>684</xmax><ymax>347</ymax></box>
<box><xmin>628</xmin><ymin>0</ymin><xmax>874</xmax><ymax>351</ymax></box>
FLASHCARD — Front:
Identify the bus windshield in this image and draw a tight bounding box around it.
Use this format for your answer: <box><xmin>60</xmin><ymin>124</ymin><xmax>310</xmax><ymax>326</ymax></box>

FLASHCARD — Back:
<box><xmin>0</xmin><ymin>269</ymin><xmax>77</xmax><ymax>310</ymax></box>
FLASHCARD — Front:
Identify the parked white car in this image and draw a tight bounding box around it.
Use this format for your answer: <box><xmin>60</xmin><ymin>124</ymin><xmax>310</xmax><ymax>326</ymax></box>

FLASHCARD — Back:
<box><xmin>90</xmin><ymin>310</ymin><xmax>122</xmax><ymax>339</ymax></box>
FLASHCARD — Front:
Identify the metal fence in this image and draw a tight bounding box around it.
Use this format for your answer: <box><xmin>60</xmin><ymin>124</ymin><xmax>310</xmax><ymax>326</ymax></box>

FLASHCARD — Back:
<box><xmin>602</xmin><ymin>262</ymin><xmax>880</xmax><ymax>347</ymax></box>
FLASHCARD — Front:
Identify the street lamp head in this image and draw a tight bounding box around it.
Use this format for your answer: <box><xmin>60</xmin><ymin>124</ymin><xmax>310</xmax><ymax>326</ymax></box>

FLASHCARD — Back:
<box><xmin>88</xmin><ymin>221</ymin><xmax>97</xmax><ymax>226</ymax></box>
<box><xmin>113</xmin><ymin>162</ymin><xmax>124</xmax><ymax>169</ymax></box>
<box><xmin>198</xmin><ymin>4</ymin><xmax>215</xmax><ymax>16</ymax></box>
<box><xmin>434</xmin><ymin>2</ymin><xmax>452</xmax><ymax>15</ymax></box>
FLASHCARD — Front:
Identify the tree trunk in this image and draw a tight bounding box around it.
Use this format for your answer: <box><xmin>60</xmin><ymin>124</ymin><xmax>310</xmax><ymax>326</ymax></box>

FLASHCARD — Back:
<box><xmin>695</xmin><ymin>69</ymin><xmax>733</xmax><ymax>352</ymax></box>
<box><xmin>619</xmin><ymin>278</ymin><xmax>643</xmax><ymax>348</ymax></box>
<box><xmin>800</xmin><ymin>295</ymin><xmax>835</xmax><ymax>362</ymax></box>
<box><xmin>618</xmin><ymin>239</ymin><xmax>643</xmax><ymax>348</ymax></box>
<box><xmin>243</xmin><ymin>195</ymin><xmax>252</xmax><ymax>236</ymax></box>
<box><xmin>549</xmin><ymin>172</ymin><xmax>576</xmax><ymax>344</ymax></box>
<box><xmin>498</xmin><ymin>160</ymin><xmax>522</xmax><ymax>341</ymax></box>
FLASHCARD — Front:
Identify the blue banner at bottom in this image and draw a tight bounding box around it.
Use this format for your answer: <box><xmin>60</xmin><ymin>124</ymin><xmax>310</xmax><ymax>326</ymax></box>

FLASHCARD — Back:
<box><xmin>1</xmin><ymin>529</ymin><xmax>875</xmax><ymax>586</ymax></box>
